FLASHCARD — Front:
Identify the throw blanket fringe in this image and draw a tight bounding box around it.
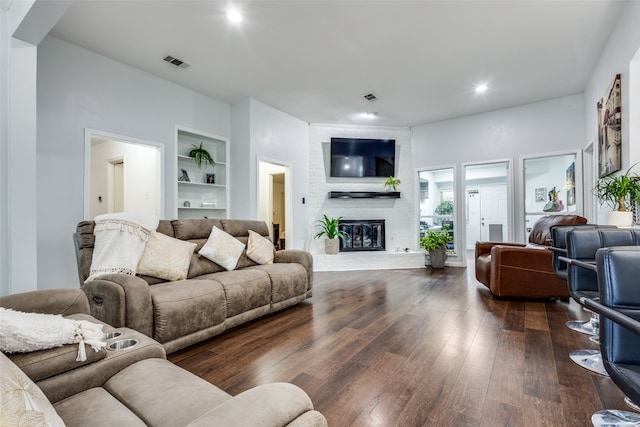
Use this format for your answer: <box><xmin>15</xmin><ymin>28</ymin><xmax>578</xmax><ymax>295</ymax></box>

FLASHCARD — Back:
<box><xmin>86</xmin><ymin>212</ymin><xmax>159</xmax><ymax>282</ymax></box>
<box><xmin>0</xmin><ymin>308</ymin><xmax>106</xmax><ymax>362</ymax></box>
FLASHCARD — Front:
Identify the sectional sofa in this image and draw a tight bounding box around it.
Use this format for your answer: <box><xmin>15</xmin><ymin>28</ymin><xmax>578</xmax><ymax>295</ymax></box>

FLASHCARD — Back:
<box><xmin>0</xmin><ymin>289</ymin><xmax>326</xmax><ymax>427</ymax></box>
<box><xmin>74</xmin><ymin>218</ymin><xmax>313</xmax><ymax>354</ymax></box>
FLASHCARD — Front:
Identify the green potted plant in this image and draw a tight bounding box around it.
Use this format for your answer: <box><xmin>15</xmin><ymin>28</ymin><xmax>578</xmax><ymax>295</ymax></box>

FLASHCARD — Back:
<box><xmin>420</xmin><ymin>226</ymin><xmax>452</xmax><ymax>268</ymax></box>
<box><xmin>594</xmin><ymin>164</ymin><xmax>640</xmax><ymax>226</ymax></box>
<box><xmin>314</xmin><ymin>215</ymin><xmax>347</xmax><ymax>255</ymax></box>
<box><xmin>189</xmin><ymin>141</ymin><xmax>216</xmax><ymax>169</ymax></box>
<box><xmin>384</xmin><ymin>176</ymin><xmax>401</xmax><ymax>191</ymax></box>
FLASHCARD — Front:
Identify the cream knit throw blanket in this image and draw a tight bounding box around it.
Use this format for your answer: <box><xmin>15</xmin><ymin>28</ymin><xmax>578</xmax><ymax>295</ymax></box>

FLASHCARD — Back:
<box><xmin>0</xmin><ymin>308</ymin><xmax>106</xmax><ymax>362</ymax></box>
<box><xmin>86</xmin><ymin>212</ymin><xmax>159</xmax><ymax>282</ymax></box>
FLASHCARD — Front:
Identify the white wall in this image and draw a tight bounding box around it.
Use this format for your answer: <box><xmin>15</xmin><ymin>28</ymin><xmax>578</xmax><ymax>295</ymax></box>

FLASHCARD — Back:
<box><xmin>308</xmin><ymin>124</ymin><xmax>413</xmax><ymax>254</ymax></box>
<box><xmin>231</xmin><ymin>99</ymin><xmax>309</xmax><ymax>250</ymax></box>
<box><xmin>411</xmin><ymin>94</ymin><xmax>585</xmax><ymax>243</ymax></box>
<box><xmin>583</xmin><ymin>0</ymin><xmax>640</xmax><ymax>223</ymax></box>
<box><xmin>36</xmin><ymin>36</ymin><xmax>230</xmax><ymax>290</ymax></box>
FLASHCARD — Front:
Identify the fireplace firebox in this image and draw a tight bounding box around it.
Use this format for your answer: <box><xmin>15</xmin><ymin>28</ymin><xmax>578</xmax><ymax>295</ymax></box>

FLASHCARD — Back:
<box><xmin>338</xmin><ymin>219</ymin><xmax>385</xmax><ymax>252</ymax></box>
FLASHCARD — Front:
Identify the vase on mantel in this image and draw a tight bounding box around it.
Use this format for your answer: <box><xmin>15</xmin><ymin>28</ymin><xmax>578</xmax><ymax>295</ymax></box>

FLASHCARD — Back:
<box><xmin>325</xmin><ymin>238</ymin><xmax>339</xmax><ymax>255</ymax></box>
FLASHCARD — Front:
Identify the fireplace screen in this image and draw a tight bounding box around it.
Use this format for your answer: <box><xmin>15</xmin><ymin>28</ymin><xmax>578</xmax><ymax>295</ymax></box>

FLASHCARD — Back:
<box><xmin>339</xmin><ymin>219</ymin><xmax>385</xmax><ymax>252</ymax></box>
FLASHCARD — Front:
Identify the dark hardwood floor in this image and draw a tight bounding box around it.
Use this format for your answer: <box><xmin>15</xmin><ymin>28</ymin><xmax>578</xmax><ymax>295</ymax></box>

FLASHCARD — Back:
<box><xmin>169</xmin><ymin>263</ymin><xmax>627</xmax><ymax>426</ymax></box>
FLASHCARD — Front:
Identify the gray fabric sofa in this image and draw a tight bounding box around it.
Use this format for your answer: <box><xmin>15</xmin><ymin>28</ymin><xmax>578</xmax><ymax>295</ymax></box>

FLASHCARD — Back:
<box><xmin>0</xmin><ymin>289</ymin><xmax>327</xmax><ymax>427</ymax></box>
<box><xmin>74</xmin><ymin>219</ymin><xmax>313</xmax><ymax>354</ymax></box>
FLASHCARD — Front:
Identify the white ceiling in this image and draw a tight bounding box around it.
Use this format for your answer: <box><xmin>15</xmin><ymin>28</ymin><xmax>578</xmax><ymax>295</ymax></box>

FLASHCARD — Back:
<box><xmin>49</xmin><ymin>0</ymin><xmax>626</xmax><ymax>127</ymax></box>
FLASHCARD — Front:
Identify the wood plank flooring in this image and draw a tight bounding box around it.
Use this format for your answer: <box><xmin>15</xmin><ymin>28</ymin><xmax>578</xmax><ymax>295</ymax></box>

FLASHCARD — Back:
<box><xmin>169</xmin><ymin>264</ymin><xmax>628</xmax><ymax>426</ymax></box>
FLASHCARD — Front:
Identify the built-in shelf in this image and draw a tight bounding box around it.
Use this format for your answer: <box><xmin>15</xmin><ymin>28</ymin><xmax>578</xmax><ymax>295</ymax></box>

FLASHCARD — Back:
<box><xmin>328</xmin><ymin>191</ymin><xmax>400</xmax><ymax>199</ymax></box>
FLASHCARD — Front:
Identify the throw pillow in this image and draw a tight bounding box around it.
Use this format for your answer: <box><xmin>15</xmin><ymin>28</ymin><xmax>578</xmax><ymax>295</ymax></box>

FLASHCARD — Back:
<box><xmin>0</xmin><ymin>353</ymin><xmax>66</xmax><ymax>427</ymax></box>
<box><xmin>137</xmin><ymin>231</ymin><xmax>197</xmax><ymax>281</ymax></box>
<box><xmin>0</xmin><ymin>308</ymin><xmax>105</xmax><ymax>362</ymax></box>
<box><xmin>246</xmin><ymin>230</ymin><xmax>275</xmax><ymax>265</ymax></box>
<box><xmin>198</xmin><ymin>226</ymin><xmax>245</xmax><ymax>271</ymax></box>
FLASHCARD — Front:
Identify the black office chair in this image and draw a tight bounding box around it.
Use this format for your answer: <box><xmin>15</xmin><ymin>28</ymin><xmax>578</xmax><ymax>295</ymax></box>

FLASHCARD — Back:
<box><xmin>564</xmin><ymin>229</ymin><xmax>640</xmax><ymax>376</ymax></box>
<box><xmin>549</xmin><ymin>224</ymin><xmax>605</xmax><ymax>334</ymax></box>
<box><xmin>582</xmin><ymin>247</ymin><xmax>640</xmax><ymax>426</ymax></box>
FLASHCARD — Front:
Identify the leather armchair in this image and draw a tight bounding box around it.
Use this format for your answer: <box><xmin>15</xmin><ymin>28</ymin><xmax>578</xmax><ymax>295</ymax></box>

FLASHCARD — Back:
<box><xmin>475</xmin><ymin>215</ymin><xmax>587</xmax><ymax>298</ymax></box>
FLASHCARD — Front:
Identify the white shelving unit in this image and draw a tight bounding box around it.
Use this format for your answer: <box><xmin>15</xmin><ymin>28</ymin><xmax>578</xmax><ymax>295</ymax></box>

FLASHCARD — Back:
<box><xmin>176</xmin><ymin>128</ymin><xmax>229</xmax><ymax>219</ymax></box>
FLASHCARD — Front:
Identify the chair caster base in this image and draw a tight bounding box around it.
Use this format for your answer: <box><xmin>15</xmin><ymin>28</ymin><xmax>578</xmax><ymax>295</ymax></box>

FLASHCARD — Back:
<box><xmin>592</xmin><ymin>409</ymin><xmax>640</xmax><ymax>426</ymax></box>
<box><xmin>626</xmin><ymin>397</ymin><xmax>640</xmax><ymax>412</ymax></box>
<box><xmin>569</xmin><ymin>349</ymin><xmax>609</xmax><ymax>376</ymax></box>
<box><xmin>566</xmin><ymin>319</ymin><xmax>596</xmax><ymax>335</ymax></box>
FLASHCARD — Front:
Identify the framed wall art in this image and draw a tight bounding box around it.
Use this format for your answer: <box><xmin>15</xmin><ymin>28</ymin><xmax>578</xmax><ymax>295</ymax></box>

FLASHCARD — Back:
<box><xmin>597</xmin><ymin>74</ymin><xmax>622</xmax><ymax>177</ymax></box>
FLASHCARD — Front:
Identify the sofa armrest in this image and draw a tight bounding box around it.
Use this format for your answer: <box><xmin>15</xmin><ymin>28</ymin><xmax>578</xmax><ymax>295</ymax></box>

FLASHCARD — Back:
<box><xmin>475</xmin><ymin>241</ymin><xmax>524</xmax><ymax>258</ymax></box>
<box><xmin>187</xmin><ymin>383</ymin><xmax>324</xmax><ymax>427</ymax></box>
<box><xmin>82</xmin><ymin>274</ymin><xmax>153</xmax><ymax>337</ymax></box>
<box><xmin>0</xmin><ymin>288</ymin><xmax>90</xmax><ymax>315</ymax></box>
<box><xmin>490</xmin><ymin>244</ymin><xmax>552</xmax><ymax>271</ymax></box>
<box><xmin>275</xmin><ymin>250</ymin><xmax>314</xmax><ymax>292</ymax></box>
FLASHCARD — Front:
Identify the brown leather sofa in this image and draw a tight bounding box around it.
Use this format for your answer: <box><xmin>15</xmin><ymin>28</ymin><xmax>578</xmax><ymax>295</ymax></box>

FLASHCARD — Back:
<box><xmin>475</xmin><ymin>215</ymin><xmax>587</xmax><ymax>298</ymax></box>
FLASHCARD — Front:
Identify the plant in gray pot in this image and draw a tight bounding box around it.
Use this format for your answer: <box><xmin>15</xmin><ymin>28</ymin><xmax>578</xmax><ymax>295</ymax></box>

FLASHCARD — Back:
<box><xmin>420</xmin><ymin>226</ymin><xmax>452</xmax><ymax>268</ymax></box>
<box><xmin>594</xmin><ymin>164</ymin><xmax>640</xmax><ymax>226</ymax></box>
<box><xmin>314</xmin><ymin>215</ymin><xmax>346</xmax><ymax>255</ymax></box>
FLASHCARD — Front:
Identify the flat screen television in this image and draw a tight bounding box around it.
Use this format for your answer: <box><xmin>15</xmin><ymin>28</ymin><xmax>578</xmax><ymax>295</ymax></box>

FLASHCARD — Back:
<box><xmin>330</xmin><ymin>138</ymin><xmax>395</xmax><ymax>177</ymax></box>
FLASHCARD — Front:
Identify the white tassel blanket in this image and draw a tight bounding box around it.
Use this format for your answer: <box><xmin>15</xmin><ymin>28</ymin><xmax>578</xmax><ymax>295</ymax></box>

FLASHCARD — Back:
<box><xmin>86</xmin><ymin>212</ymin><xmax>159</xmax><ymax>282</ymax></box>
<box><xmin>0</xmin><ymin>308</ymin><xmax>106</xmax><ymax>362</ymax></box>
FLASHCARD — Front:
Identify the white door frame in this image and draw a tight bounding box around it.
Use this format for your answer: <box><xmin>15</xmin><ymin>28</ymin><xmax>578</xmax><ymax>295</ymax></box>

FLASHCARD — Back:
<box><xmin>84</xmin><ymin>128</ymin><xmax>165</xmax><ymax>219</ymax></box>
<box><xmin>257</xmin><ymin>156</ymin><xmax>292</xmax><ymax>246</ymax></box>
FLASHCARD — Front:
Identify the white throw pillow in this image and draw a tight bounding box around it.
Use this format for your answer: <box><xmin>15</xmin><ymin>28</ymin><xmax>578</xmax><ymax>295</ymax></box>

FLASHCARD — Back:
<box><xmin>198</xmin><ymin>226</ymin><xmax>245</xmax><ymax>271</ymax></box>
<box><xmin>137</xmin><ymin>231</ymin><xmax>197</xmax><ymax>281</ymax></box>
<box><xmin>246</xmin><ymin>230</ymin><xmax>275</xmax><ymax>265</ymax></box>
<box><xmin>0</xmin><ymin>353</ymin><xmax>66</xmax><ymax>427</ymax></box>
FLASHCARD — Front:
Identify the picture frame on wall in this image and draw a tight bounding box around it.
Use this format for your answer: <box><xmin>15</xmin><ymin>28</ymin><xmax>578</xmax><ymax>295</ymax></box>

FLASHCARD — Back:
<box><xmin>597</xmin><ymin>74</ymin><xmax>622</xmax><ymax>177</ymax></box>
<box><xmin>566</xmin><ymin>162</ymin><xmax>575</xmax><ymax>206</ymax></box>
<box><xmin>535</xmin><ymin>187</ymin><xmax>547</xmax><ymax>203</ymax></box>
<box><xmin>205</xmin><ymin>173</ymin><xmax>215</xmax><ymax>184</ymax></box>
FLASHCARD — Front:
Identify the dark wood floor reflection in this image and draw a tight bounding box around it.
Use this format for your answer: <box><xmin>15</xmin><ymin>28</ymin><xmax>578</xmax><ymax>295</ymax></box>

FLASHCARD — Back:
<box><xmin>169</xmin><ymin>265</ymin><xmax>627</xmax><ymax>426</ymax></box>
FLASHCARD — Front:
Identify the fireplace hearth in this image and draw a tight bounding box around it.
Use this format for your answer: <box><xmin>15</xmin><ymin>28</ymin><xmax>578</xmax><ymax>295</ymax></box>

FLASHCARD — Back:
<box><xmin>338</xmin><ymin>219</ymin><xmax>385</xmax><ymax>252</ymax></box>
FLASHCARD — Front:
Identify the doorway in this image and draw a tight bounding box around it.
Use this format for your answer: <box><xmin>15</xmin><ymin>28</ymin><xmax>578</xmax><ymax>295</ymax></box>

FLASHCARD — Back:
<box><xmin>464</xmin><ymin>161</ymin><xmax>511</xmax><ymax>249</ymax></box>
<box><xmin>258</xmin><ymin>159</ymin><xmax>291</xmax><ymax>249</ymax></box>
<box><xmin>85</xmin><ymin>129</ymin><xmax>163</xmax><ymax>219</ymax></box>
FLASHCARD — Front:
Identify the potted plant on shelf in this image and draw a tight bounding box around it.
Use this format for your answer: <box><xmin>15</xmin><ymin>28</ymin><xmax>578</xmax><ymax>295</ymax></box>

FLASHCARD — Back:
<box><xmin>420</xmin><ymin>226</ymin><xmax>452</xmax><ymax>268</ymax></box>
<box><xmin>189</xmin><ymin>142</ymin><xmax>215</xmax><ymax>169</ymax></box>
<box><xmin>384</xmin><ymin>176</ymin><xmax>401</xmax><ymax>192</ymax></box>
<box><xmin>314</xmin><ymin>215</ymin><xmax>347</xmax><ymax>255</ymax></box>
<box><xmin>594</xmin><ymin>164</ymin><xmax>640</xmax><ymax>226</ymax></box>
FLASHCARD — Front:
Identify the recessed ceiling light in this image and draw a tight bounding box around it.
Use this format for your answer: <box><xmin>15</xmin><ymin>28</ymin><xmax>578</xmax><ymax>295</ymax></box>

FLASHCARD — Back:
<box><xmin>475</xmin><ymin>84</ymin><xmax>488</xmax><ymax>94</ymax></box>
<box><xmin>364</xmin><ymin>112</ymin><xmax>378</xmax><ymax>119</ymax></box>
<box><xmin>226</xmin><ymin>8</ymin><xmax>243</xmax><ymax>23</ymax></box>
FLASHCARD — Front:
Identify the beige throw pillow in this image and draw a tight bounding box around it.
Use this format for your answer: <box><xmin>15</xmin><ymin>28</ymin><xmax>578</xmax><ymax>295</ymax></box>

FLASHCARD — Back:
<box><xmin>137</xmin><ymin>231</ymin><xmax>197</xmax><ymax>281</ymax></box>
<box><xmin>0</xmin><ymin>353</ymin><xmax>66</xmax><ymax>427</ymax></box>
<box><xmin>198</xmin><ymin>226</ymin><xmax>245</xmax><ymax>271</ymax></box>
<box><xmin>246</xmin><ymin>230</ymin><xmax>275</xmax><ymax>265</ymax></box>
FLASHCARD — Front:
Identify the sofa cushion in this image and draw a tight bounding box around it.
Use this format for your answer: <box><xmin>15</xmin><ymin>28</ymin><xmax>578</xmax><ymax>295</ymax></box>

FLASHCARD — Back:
<box><xmin>104</xmin><ymin>358</ymin><xmax>231</xmax><ymax>427</ymax></box>
<box><xmin>246</xmin><ymin>230</ymin><xmax>275</xmax><ymax>265</ymax></box>
<box><xmin>137</xmin><ymin>231</ymin><xmax>197</xmax><ymax>281</ymax></box>
<box><xmin>200</xmin><ymin>269</ymin><xmax>271</xmax><ymax>318</ymax></box>
<box><xmin>54</xmin><ymin>387</ymin><xmax>146</xmax><ymax>427</ymax></box>
<box><xmin>0</xmin><ymin>353</ymin><xmax>65</xmax><ymax>427</ymax></box>
<box><xmin>171</xmin><ymin>218</ymin><xmax>223</xmax><ymax>240</ymax></box>
<box><xmin>150</xmin><ymin>280</ymin><xmax>226</xmax><ymax>343</ymax></box>
<box><xmin>250</xmin><ymin>264</ymin><xmax>308</xmax><ymax>303</ymax></box>
<box><xmin>198</xmin><ymin>226</ymin><xmax>245</xmax><ymax>271</ymax></box>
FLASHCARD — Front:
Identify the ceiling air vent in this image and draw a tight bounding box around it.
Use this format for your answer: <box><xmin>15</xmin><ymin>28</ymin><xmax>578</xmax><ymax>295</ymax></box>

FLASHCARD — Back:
<box><xmin>163</xmin><ymin>55</ymin><xmax>190</xmax><ymax>69</ymax></box>
<box><xmin>363</xmin><ymin>93</ymin><xmax>377</xmax><ymax>101</ymax></box>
